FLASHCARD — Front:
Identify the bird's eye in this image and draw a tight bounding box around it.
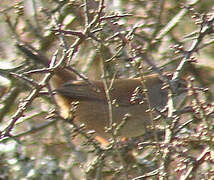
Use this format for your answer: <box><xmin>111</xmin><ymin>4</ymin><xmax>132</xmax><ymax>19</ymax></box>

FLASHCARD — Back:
<box><xmin>178</xmin><ymin>79</ymin><xmax>187</xmax><ymax>89</ymax></box>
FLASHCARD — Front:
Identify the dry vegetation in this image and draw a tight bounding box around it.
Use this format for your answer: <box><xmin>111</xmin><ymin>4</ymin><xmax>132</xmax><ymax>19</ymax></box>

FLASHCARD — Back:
<box><xmin>0</xmin><ymin>0</ymin><xmax>214</xmax><ymax>179</ymax></box>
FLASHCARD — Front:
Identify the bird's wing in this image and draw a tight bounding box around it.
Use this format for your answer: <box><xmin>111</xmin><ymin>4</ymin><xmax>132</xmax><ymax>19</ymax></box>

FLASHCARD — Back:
<box><xmin>56</xmin><ymin>79</ymin><xmax>143</xmax><ymax>106</ymax></box>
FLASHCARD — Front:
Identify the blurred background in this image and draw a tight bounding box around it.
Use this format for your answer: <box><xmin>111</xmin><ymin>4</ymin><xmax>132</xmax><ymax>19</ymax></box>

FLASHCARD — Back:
<box><xmin>0</xmin><ymin>0</ymin><xmax>214</xmax><ymax>179</ymax></box>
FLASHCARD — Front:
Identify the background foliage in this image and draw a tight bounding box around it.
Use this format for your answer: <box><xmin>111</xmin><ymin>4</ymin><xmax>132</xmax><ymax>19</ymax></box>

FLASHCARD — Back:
<box><xmin>0</xmin><ymin>0</ymin><xmax>214</xmax><ymax>179</ymax></box>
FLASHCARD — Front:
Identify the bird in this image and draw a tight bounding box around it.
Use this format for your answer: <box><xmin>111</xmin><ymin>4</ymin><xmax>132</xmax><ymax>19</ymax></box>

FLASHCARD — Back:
<box><xmin>16</xmin><ymin>43</ymin><xmax>186</xmax><ymax>145</ymax></box>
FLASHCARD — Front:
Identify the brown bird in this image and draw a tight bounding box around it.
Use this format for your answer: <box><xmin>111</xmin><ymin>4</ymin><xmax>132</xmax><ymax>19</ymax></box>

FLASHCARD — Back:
<box><xmin>17</xmin><ymin>43</ymin><xmax>186</xmax><ymax>144</ymax></box>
